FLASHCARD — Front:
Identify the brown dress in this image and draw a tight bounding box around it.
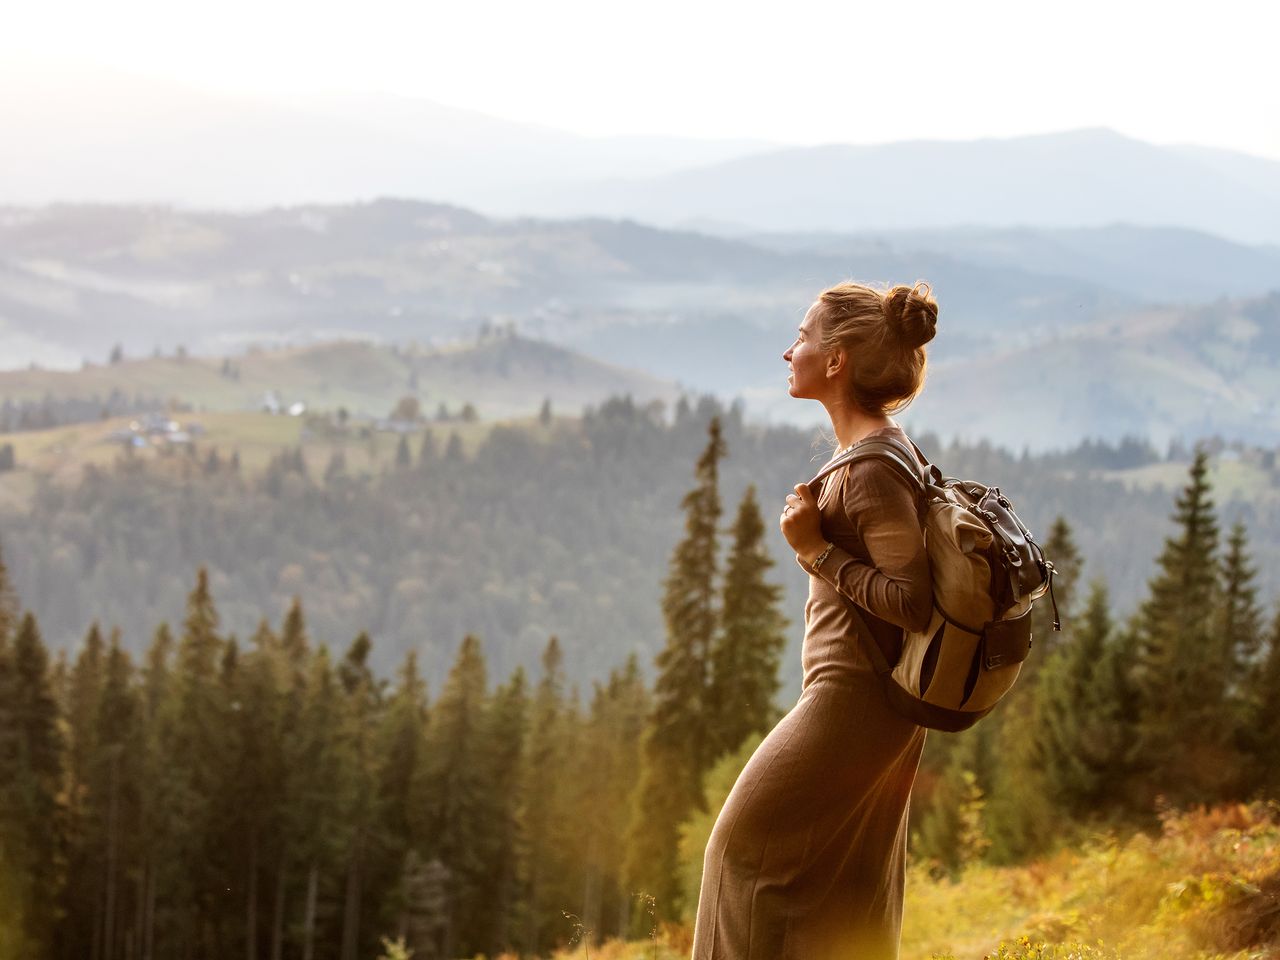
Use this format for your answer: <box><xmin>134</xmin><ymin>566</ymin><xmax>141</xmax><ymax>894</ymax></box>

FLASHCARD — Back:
<box><xmin>691</xmin><ymin>423</ymin><xmax>933</xmax><ymax>960</ymax></box>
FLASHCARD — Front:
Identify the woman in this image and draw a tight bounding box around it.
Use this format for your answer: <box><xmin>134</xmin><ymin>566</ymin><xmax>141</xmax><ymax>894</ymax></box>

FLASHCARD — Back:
<box><xmin>691</xmin><ymin>281</ymin><xmax>938</xmax><ymax>960</ymax></box>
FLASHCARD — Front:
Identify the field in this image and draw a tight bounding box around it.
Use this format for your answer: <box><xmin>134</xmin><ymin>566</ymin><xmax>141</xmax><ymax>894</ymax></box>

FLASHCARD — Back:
<box><xmin>543</xmin><ymin>803</ymin><xmax>1280</xmax><ymax>960</ymax></box>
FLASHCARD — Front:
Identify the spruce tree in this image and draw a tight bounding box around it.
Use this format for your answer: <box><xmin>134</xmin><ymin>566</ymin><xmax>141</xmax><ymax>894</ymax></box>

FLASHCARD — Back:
<box><xmin>1130</xmin><ymin>448</ymin><xmax>1233</xmax><ymax>807</ymax></box>
<box><xmin>60</xmin><ymin>621</ymin><xmax>107</xmax><ymax>955</ymax></box>
<box><xmin>0</xmin><ymin>612</ymin><xmax>65</xmax><ymax>954</ymax></box>
<box><xmin>1217</xmin><ymin>521</ymin><xmax>1264</xmax><ymax>702</ymax></box>
<box><xmin>576</xmin><ymin>655</ymin><xmax>649</xmax><ymax>941</ymax></box>
<box><xmin>290</xmin><ymin>648</ymin><xmax>349</xmax><ymax>960</ymax></box>
<box><xmin>0</xmin><ymin>539</ymin><xmax>18</xmax><ymax>644</ymax></box>
<box><xmin>372</xmin><ymin>651</ymin><xmax>428</xmax><ymax>942</ymax></box>
<box><xmin>708</xmin><ymin>485</ymin><xmax>787</xmax><ymax>760</ymax></box>
<box><xmin>135</xmin><ymin>623</ymin><xmax>175</xmax><ymax>958</ymax></box>
<box><xmin>478</xmin><ymin>666</ymin><xmax>528</xmax><ymax>958</ymax></box>
<box><xmin>336</xmin><ymin>631</ymin><xmax>382</xmax><ymax>960</ymax></box>
<box><xmin>1034</xmin><ymin>580</ymin><xmax>1134</xmax><ymax>818</ymax></box>
<box><xmin>416</xmin><ymin>635</ymin><xmax>489</xmax><ymax>957</ymax></box>
<box><xmin>237</xmin><ymin>618</ymin><xmax>287</xmax><ymax>960</ymax></box>
<box><xmin>624</xmin><ymin>416</ymin><xmax>725</xmax><ymax>923</ymax></box>
<box><xmin>1242</xmin><ymin>605</ymin><xmax>1280</xmax><ymax>796</ymax></box>
<box><xmin>520</xmin><ymin>636</ymin><xmax>576</xmax><ymax>954</ymax></box>
<box><xmin>91</xmin><ymin>633</ymin><xmax>142</xmax><ymax>960</ymax></box>
<box><xmin>164</xmin><ymin>567</ymin><xmax>231</xmax><ymax>949</ymax></box>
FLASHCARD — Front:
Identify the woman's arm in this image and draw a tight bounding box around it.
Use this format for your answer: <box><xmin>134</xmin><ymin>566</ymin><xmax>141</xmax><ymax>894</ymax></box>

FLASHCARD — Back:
<box><xmin>800</xmin><ymin>460</ymin><xmax>933</xmax><ymax>633</ymax></box>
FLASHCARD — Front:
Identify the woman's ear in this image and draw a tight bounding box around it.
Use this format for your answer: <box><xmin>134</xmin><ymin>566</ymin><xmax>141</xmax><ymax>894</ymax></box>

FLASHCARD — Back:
<box><xmin>825</xmin><ymin>347</ymin><xmax>847</xmax><ymax>380</ymax></box>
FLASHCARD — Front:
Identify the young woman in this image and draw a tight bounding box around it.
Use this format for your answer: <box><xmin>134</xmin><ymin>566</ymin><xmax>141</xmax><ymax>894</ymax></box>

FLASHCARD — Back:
<box><xmin>691</xmin><ymin>281</ymin><xmax>938</xmax><ymax>960</ymax></box>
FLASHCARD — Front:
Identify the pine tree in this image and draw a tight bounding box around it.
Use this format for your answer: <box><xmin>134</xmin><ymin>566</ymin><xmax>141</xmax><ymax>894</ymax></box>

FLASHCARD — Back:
<box><xmin>1130</xmin><ymin>448</ymin><xmax>1234</xmax><ymax>808</ymax></box>
<box><xmin>576</xmin><ymin>656</ymin><xmax>648</xmax><ymax>941</ymax></box>
<box><xmin>416</xmin><ymin>635</ymin><xmax>489</xmax><ymax>957</ymax></box>
<box><xmin>1242</xmin><ymin>605</ymin><xmax>1280</xmax><ymax>797</ymax></box>
<box><xmin>90</xmin><ymin>633</ymin><xmax>142</xmax><ymax>960</ymax></box>
<box><xmin>1217</xmin><ymin>521</ymin><xmax>1264</xmax><ymax>700</ymax></box>
<box><xmin>477</xmin><ymin>666</ymin><xmax>528</xmax><ymax>958</ymax></box>
<box><xmin>914</xmin><ymin>725</ymin><xmax>993</xmax><ymax>878</ymax></box>
<box><xmin>60</xmin><ymin>621</ymin><xmax>107</xmax><ymax>956</ymax></box>
<box><xmin>625</xmin><ymin>416</ymin><xmax>725</xmax><ymax>923</ymax></box>
<box><xmin>237</xmin><ymin>618</ymin><xmax>287</xmax><ymax>960</ymax></box>
<box><xmin>290</xmin><ymin>648</ymin><xmax>349</xmax><ymax>960</ymax></box>
<box><xmin>163</xmin><ymin>567</ymin><xmax>232</xmax><ymax>950</ymax></box>
<box><xmin>372</xmin><ymin>651</ymin><xmax>428</xmax><ymax>942</ymax></box>
<box><xmin>336</xmin><ymin>631</ymin><xmax>382</xmax><ymax>960</ymax></box>
<box><xmin>0</xmin><ymin>539</ymin><xmax>18</xmax><ymax>644</ymax></box>
<box><xmin>135</xmin><ymin>622</ymin><xmax>174</xmax><ymax>959</ymax></box>
<box><xmin>520</xmin><ymin>637</ymin><xmax>577</xmax><ymax>954</ymax></box>
<box><xmin>708</xmin><ymin>484</ymin><xmax>787</xmax><ymax>760</ymax></box>
<box><xmin>0</xmin><ymin>612</ymin><xmax>65</xmax><ymax>954</ymax></box>
<box><xmin>1034</xmin><ymin>580</ymin><xmax>1135</xmax><ymax>818</ymax></box>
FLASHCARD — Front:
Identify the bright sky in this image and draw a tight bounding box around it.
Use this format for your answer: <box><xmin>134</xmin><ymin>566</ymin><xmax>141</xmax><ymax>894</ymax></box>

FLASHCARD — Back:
<box><xmin>9</xmin><ymin>0</ymin><xmax>1280</xmax><ymax>159</ymax></box>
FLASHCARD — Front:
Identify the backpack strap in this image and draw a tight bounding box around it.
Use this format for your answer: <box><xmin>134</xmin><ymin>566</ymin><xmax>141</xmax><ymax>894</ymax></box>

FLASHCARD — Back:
<box><xmin>807</xmin><ymin>436</ymin><xmax>930</xmax><ymax>495</ymax></box>
<box><xmin>804</xmin><ymin>434</ymin><xmax>936</xmax><ymax>681</ymax></box>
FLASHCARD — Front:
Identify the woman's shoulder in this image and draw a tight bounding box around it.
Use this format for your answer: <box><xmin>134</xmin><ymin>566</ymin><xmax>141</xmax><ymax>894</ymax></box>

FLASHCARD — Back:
<box><xmin>839</xmin><ymin>427</ymin><xmax>923</xmax><ymax>503</ymax></box>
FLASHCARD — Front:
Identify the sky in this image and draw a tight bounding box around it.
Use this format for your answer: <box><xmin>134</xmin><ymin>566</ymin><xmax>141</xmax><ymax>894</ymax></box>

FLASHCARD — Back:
<box><xmin>7</xmin><ymin>0</ymin><xmax>1280</xmax><ymax>159</ymax></box>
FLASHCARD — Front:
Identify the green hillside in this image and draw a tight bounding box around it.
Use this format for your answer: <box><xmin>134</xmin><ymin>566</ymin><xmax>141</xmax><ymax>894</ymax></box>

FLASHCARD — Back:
<box><xmin>0</xmin><ymin>330</ymin><xmax>677</xmax><ymax>421</ymax></box>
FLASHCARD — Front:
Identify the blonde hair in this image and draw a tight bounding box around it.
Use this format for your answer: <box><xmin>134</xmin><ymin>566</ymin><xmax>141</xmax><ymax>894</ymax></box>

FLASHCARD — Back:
<box><xmin>815</xmin><ymin>280</ymin><xmax>938</xmax><ymax>416</ymax></box>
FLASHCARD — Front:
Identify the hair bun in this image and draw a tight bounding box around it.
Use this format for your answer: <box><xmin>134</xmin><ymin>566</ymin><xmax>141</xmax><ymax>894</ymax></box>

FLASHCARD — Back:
<box><xmin>886</xmin><ymin>281</ymin><xmax>938</xmax><ymax>349</ymax></box>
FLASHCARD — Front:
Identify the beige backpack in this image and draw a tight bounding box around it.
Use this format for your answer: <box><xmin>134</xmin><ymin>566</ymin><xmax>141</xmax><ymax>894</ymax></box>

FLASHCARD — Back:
<box><xmin>809</xmin><ymin>436</ymin><xmax>1060</xmax><ymax>731</ymax></box>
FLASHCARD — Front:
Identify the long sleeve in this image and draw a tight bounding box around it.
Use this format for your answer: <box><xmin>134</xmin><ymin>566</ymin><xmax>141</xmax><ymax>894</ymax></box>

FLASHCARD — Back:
<box><xmin>799</xmin><ymin>459</ymin><xmax>933</xmax><ymax>633</ymax></box>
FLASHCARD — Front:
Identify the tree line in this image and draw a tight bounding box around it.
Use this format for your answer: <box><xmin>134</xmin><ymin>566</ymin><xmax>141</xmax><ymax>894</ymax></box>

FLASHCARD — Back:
<box><xmin>4</xmin><ymin>394</ymin><xmax>1277</xmax><ymax>694</ymax></box>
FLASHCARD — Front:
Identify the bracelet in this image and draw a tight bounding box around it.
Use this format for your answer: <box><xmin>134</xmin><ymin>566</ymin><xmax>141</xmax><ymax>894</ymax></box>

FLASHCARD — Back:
<box><xmin>811</xmin><ymin>542</ymin><xmax>835</xmax><ymax>571</ymax></box>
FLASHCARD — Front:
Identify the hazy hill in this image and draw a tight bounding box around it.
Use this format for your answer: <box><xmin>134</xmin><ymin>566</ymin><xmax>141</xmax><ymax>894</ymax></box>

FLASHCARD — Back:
<box><xmin>4</xmin><ymin>201</ymin><xmax>1279</xmax><ymax>450</ymax></box>
<box><xmin>544</xmin><ymin>129</ymin><xmax>1280</xmax><ymax>245</ymax></box>
<box><xmin>0</xmin><ymin>199</ymin><xmax>1129</xmax><ymax>366</ymax></box>
<box><xmin>912</xmin><ymin>291</ymin><xmax>1280</xmax><ymax>451</ymax></box>
<box><xmin>0</xmin><ymin>332</ymin><xmax>678</xmax><ymax>421</ymax></box>
<box><xmin>750</xmin><ymin>224</ymin><xmax>1280</xmax><ymax>303</ymax></box>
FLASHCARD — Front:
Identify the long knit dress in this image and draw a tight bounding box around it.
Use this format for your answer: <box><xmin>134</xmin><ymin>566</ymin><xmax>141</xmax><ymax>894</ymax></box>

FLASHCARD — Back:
<box><xmin>691</xmin><ymin>423</ymin><xmax>933</xmax><ymax>960</ymax></box>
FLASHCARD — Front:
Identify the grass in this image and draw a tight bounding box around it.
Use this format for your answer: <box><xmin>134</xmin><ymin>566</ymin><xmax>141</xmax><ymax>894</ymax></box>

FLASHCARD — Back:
<box><xmin>553</xmin><ymin>803</ymin><xmax>1280</xmax><ymax>960</ymax></box>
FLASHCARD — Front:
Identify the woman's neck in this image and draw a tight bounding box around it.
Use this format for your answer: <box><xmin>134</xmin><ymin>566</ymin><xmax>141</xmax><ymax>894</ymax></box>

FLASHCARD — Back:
<box><xmin>825</xmin><ymin>399</ymin><xmax>893</xmax><ymax>451</ymax></box>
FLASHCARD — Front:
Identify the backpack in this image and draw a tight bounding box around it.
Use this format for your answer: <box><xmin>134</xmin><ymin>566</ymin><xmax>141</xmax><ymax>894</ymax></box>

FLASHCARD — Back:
<box><xmin>808</xmin><ymin>435</ymin><xmax>1061</xmax><ymax>732</ymax></box>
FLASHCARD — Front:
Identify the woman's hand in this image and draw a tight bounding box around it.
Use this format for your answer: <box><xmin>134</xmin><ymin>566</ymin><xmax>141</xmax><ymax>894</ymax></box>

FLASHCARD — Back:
<box><xmin>780</xmin><ymin>483</ymin><xmax>829</xmax><ymax>564</ymax></box>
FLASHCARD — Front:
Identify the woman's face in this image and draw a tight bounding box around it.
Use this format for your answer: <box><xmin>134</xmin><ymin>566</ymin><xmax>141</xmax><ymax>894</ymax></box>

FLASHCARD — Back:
<box><xmin>783</xmin><ymin>301</ymin><xmax>832</xmax><ymax>400</ymax></box>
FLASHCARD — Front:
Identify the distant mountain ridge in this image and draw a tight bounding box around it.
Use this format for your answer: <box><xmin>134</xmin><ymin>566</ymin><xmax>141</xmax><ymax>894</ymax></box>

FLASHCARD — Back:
<box><xmin>5</xmin><ymin>66</ymin><xmax>1280</xmax><ymax>244</ymax></box>
<box><xmin>2</xmin><ymin>200</ymin><xmax>1278</xmax><ymax>451</ymax></box>
<box><xmin>542</xmin><ymin>129</ymin><xmax>1280</xmax><ymax>244</ymax></box>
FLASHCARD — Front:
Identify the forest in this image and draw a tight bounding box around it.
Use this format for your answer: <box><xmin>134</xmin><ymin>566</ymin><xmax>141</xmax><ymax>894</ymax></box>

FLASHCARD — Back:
<box><xmin>1</xmin><ymin>416</ymin><xmax>1278</xmax><ymax>959</ymax></box>
<box><xmin>3</xmin><ymin>396</ymin><xmax>1277</xmax><ymax>692</ymax></box>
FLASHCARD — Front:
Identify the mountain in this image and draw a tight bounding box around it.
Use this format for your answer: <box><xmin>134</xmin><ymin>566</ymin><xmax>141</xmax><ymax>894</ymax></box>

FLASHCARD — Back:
<box><xmin>7</xmin><ymin>66</ymin><xmax>1280</xmax><ymax>246</ymax></box>
<box><xmin>909</xmin><ymin>291</ymin><xmax>1280</xmax><ymax>452</ymax></box>
<box><xmin>748</xmin><ymin>224</ymin><xmax>1280</xmax><ymax>303</ymax></box>
<box><xmin>532</xmin><ymin>129</ymin><xmax>1280</xmax><ymax>245</ymax></box>
<box><xmin>4</xmin><ymin>200</ymin><xmax>1278</xmax><ymax>451</ymax></box>
<box><xmin>0</xmin><ymin>199</ymin><xmax>1130</xmax><ymax>367</ymax></box>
